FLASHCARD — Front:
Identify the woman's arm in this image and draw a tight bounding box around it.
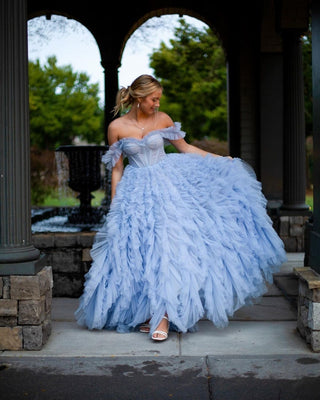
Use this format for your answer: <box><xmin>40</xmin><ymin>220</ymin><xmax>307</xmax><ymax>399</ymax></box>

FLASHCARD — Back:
<box><xmin>111</xmin><ymin>157</ymin><xmax>124</xmax><ymax>200</ymax></box>
<box><xmin>160</xmin><ymin>113</ymin><xmax>226</xmax><ymax>158</ymax></box>
<box><xmin>170</xmin><ymin>138</ymin><xmax>223</xmax><ymax>158</ymax></box>
<box><xmin>108</xmin><ymin>122</ymin><xmax>124</xmax><ymax>200</ymax></box>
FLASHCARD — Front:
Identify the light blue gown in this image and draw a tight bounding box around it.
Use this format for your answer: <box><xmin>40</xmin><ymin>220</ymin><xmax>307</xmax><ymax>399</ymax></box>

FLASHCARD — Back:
<box><xmin>75</xmin><ymin>123</ymin><xmax>287</xmax><ymax>334</ymax></box>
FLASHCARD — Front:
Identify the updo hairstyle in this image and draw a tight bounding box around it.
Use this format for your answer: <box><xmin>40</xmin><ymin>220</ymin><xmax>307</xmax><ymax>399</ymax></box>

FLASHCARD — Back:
<box><xmin>113</xmin><ymin>74</ymin><xmax>162</xmax><ymax>115</ymax></box>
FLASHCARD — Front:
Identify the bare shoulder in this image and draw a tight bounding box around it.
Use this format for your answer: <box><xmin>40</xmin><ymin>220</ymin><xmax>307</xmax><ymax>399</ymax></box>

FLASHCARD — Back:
<box><xmin>156</xmin><ymin>111</ymin><xmax>175</xmax><ymax>128</ymax></box>
<box><xmin>108</xmin><ymin>117</ymin><xmax>124</xmax><ymax>132</ymax></box>
<box><xmin>107</xmin><ymin>117</ymin><xmax>127</xmax><ymax>144</ymax></box>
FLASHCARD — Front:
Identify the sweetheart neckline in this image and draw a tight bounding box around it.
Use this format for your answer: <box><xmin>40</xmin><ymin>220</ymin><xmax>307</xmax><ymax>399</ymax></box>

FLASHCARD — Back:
<box><xmin>107</xmin><ymin>122</ymin><xmax>182</xmax><ymax>150</ymax></box>
<box><xmin>114</xmin><ymin>123</ymin><xmax>182</xmax><ymax>145</ymax></box>
<box><xmin>119</xmin><ymin>128</ymin><xmax>163</xmax><ymax>143</ymax></box>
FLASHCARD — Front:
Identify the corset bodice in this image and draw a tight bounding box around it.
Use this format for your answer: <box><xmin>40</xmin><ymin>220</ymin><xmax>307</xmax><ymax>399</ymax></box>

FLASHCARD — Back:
<box><xmin>121</xmin><ymin>132</ymin><xmax>166</xmax><ymax>168</ymax></box>
<box><xmin>102</xmin><ymin>122</ymin><xmax>186</xmax><ymax>171</ymax></box>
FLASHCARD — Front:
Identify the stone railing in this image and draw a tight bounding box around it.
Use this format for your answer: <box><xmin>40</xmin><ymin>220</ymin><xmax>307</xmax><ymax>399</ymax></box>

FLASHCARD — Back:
<box><xmin>295</xmin><ymin>266</ymin><xmax>320</xmax><ymax>352</ymax></box>
<box><xmin>270</xmin><ymin>214</ymin><xmax>310</xmax><ymax>252</ymax></box>
<box><xmin>32</xmin><ymin>214</ymin><xmax>310</xmax><ymax>299</ymax></box>
<box><xmin>0</xmin><ymin>266</ymin><xmax>53</xmax><ymax>351</ymax></box>
<box><xmin>32</xmin><ymin>232</ymin><xmax>95</xmax><ymax>297</ymax></box>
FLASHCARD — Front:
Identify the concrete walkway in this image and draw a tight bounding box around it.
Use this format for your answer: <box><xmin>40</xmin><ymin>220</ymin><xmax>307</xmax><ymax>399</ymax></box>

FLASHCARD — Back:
<box><xmin>0</xmin><ymin>253</ymin><xmax>308</xmax><ymax>358</ymax></box>
<box><xmin>1</xmin><ymin>253</ymin><xmax>320</xmax><ymax>399</ymax></box>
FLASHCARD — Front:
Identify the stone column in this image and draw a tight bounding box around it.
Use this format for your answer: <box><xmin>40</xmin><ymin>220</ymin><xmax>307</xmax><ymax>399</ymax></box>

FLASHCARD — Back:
<box><xmin>238</xmin><ymin>37</ymin><xmax>260</xmax><ymax>176</ymax></box>
<box><xmin>227</xmin><ymin>49</ymin><xmax>241</xmax><ymax>158</ymax></box>
<box><xmin>227</xmin><ymin>32</ymin><xmax>260</xmax><ymax>174</ymax></box>
<box><xmin>0</xmin><ymin>0</ymin><xmax>52</xmax><ymax>351</ymax></box>
<box><xmin>102</xmin><ymin>59</ymin><xmax>120</xmax><ymax>143</ymax></box>
<box><xmin>281</xmin><ymin>30</ymin><xmax>309</xmax><ymax>211</ymax></box>
<box><xmin>0</xmin><ymin>0</ymin><xmax>40</xmax><ymax>274</ymax></box>
<box><xmin>309</xmin><ymin>0</ymin><xmax>320</xmax><ymax>271</ymax></box>
<box><xmin>100</xmin><ymin>57</ymin><xmax>119</xmax><ymax>207</ymax></box>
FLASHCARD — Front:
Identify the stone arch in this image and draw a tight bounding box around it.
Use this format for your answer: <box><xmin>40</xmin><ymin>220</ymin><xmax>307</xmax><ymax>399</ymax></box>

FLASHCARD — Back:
<box><xmin>27</xmin><ymin>11</ymin><xmax>103</xmax><ymax>63</ymax></box>
<box><xmin>119</xmin><ymin>7</ymin><xmax>227</xmax><ymax>63</ymax></box>
<box><xmin>27</xmin><ymin>9</ymin><xmax>110</xmax><ymax>99</ymax></box>
<box><xmin>116</xmin><ymin>9</ymin><xmax>228</xmax><ymax>148</ymax></box>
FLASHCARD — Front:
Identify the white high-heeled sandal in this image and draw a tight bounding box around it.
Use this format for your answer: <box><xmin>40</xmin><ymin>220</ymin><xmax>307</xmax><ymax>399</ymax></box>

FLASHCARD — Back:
<box><xmin>151</xmin><ymin>316</ymin><xmax>169</xmax><ymax>342</ymax></box>
<box><xmin>139</xmin><ymin>323</ymin><xmax>150</xmax><ymax>333</ymax></box>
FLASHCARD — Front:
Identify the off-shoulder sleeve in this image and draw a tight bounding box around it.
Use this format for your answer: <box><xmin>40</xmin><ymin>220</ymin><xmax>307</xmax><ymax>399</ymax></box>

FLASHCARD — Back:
<box><xmin>101</xmin><ymin>141</ymin><xmax>122</xmax><ymax>171</ymax></box>
<box><xmin>160</xmin><ymin>122</ymin><xmax>186</xmax><ymax>144</ymax></box>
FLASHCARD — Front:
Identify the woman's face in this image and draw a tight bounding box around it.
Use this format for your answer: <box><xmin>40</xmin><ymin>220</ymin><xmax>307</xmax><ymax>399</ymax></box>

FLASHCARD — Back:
<box><xmin>140</xmin><ymin>89</ymin><xmax>162</xmax><ymax>115</ymax></box>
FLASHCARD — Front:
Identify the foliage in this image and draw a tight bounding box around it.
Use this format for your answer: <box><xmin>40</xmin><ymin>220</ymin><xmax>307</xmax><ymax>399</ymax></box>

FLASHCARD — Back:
<box><xmin>306</xmin><ymin>192</ymin><xmax>313</xmax><ymax>211</ymax></box>
<box><xmin>29</xmin><ymin>56</ymin><xmax>104</xmax><ymax>204</ymax></box>
<box><xmin>150</xmin><ymin>19</ymin><xmax>227</xmax><ymax>141</ymax></box>
<box><xmin>29</xmin><ymin>56</ymin><xmax>104</xmax><ymax>150</ymax></box>
<box><xmin>30</xmin><ymin>147</ymin><xmax>58</xmax><ymax>204</ymax></box>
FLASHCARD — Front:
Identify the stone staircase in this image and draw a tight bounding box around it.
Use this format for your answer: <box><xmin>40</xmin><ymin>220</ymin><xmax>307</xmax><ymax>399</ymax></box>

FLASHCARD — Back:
<box><xmin>272</xmin><ymin>252</ymin><xmax>305</xmax><ymax>308</ymax></box>
<box><xmin>230</xmin><ymin>253</ymin><xmax>304</xmax><ymax>323</ymax></box>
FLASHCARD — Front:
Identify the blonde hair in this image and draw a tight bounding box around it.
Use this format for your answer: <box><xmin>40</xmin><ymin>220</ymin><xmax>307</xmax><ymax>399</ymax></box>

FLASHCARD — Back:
<box><xmin>113</xmin><ymin>74</ymin><xmax>162</xmax><ymax>115</ymax></box>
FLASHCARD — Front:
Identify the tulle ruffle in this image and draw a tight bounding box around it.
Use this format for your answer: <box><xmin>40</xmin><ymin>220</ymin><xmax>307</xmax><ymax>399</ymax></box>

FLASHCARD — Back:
<box><xmin>101</xmin><ymin>141</ymin><xmax>123</xmax><ymax>170</ymax></box>
<box><xmin>75</xmin><ymin>153</ymin><xmax>287</xmax><ymax>334</ymax></box>
<box><xmin>159</xmin><ymin>122</ymin><xmax>186</xmax><ymax>144</ymax></box>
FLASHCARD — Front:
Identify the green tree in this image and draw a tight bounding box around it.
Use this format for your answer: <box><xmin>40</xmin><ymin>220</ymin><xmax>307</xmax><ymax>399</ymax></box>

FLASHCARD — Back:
<box><xmin>29</xmin><ymin>56</ymin><xmax>104</xmax><ymax>150</ymax></box>
<box><xmin>150</xmin><ymin>19</ymin><xmax>227</xmax><ymax>141</ymax></box>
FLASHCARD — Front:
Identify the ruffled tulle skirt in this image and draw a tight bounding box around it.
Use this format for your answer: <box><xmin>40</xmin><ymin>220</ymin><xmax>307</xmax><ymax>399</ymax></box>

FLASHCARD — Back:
<box><xmin>75</xmin><ymin>154</ymin><xmax>287</xmax><ymax>334</ymax></box>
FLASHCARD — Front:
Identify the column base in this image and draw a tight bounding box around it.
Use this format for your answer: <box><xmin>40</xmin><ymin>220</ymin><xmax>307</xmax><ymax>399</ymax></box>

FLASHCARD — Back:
<box><xmin>0</xmin><ymin>253</ymin><xmax>46</xmax><ymax>276</ymax></box>
<box><xmin>0</xmin><ymin>245</ymin><xmax>40</xmax><ymax>265</ymax></box>
<box><xmin>281</xmin><ymin>202</ymin><xmax>310</xmax><ymax>211</ymax></box>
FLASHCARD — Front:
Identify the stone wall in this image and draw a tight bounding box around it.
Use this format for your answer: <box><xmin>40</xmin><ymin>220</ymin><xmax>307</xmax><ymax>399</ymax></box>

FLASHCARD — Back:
<box><xmin>31</xmin><ymin>215</ymin><xmax>309</xmax><ymax>299</ymax></box>
<box><xmin>271</xmin><ymin>214</ymin><xmax>310</xmax><ymax>252</ymax></box>
<box><xmin>32</xmin><ymin>233</ymin><xmax>95</xmax><ymax>297</ymax></box>
<box><xmin>0</xmin><ymin>266</ymin><xmax>53</xmax><ymax>351</ymax></box>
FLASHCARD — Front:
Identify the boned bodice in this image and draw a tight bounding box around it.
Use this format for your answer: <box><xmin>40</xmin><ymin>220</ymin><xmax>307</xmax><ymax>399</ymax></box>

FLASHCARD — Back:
<box><xmin>121</xmin><ymin>132</ymin><xmax>166</xmax><ymax>168</ymax></box>
<box><xmin>101</xmin><ymin>123</ymin><xmax>186</xmax><ymax>171</ymax></box>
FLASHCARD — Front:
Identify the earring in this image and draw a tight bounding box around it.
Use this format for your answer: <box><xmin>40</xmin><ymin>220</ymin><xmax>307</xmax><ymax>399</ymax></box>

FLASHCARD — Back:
<box><xmin>137</xmin><ymin>103</ymin><xmax>140</xmax><ymax>109</ymax></box>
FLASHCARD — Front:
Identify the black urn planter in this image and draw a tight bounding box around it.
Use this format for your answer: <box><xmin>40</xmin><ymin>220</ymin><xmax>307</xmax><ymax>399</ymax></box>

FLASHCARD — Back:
<box><xmin>56</xmin><ymin>145</ymin><xmax>108</xmax><ymax>225</ymax></box>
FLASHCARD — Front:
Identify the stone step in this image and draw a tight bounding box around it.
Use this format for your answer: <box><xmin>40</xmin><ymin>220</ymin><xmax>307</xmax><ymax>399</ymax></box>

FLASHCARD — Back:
<box><xmin>51</xmin><ymin>254</ymin><xmax>304</xmax><ymax>325</ymax></box>
<box><xmin>231</xmin><ymin>296</ymin><xmax>297</xmax><ymax>321</ymax></box>
<box><xmin>270</xmin><ymin>252</ymin><xmax>305</xmax><ymax>307</ymax></box>
<box><xmin>273</xmin><ymin>273</ymin><xmax>299</xmax><ymax>298</ymax></box>
<box><xmin>52</xmin><ymin>293</ymin><xmax>297</xmax><ymax>325</ymax></box>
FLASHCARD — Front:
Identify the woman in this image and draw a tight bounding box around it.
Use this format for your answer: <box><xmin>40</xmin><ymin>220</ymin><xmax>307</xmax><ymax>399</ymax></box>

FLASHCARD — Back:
<box><xmin>75</xmin><ymin>74</ymin><xmax>287</xmax><ymax>341</ymax></box>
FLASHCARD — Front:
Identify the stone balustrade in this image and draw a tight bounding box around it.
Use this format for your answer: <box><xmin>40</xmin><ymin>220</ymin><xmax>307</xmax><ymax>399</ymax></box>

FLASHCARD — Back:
<box><xmin>0</xmin><ymin>266</ymin><xmax>53</xmax><ymax>351</ymax></box>
<box><xmin>295</xmin><ymin>266</ymin><xmax>320</xmax><ymax>352</ymax></box>
<box><xmin>279</xmin><ymin>215</ymin><xmax>309</xmax><ymax>252</ymax></box>
<box><xmin>31</xmin><ymin>214</ymin><xmax>310</xmax><ymax>300</ymax></box>
<box><xmin>32</xmin><ymin>232</ymin><xmax>95</xmax><ymax>297</ymax></box>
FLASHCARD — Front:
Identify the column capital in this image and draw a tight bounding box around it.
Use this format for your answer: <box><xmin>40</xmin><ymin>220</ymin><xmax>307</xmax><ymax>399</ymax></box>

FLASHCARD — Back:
<box><xmin>100</xmin><ymin>46</ymin><xmax>121</xmax><ymax>73</ymax></box>
<box><xmin>276</xmin><ymin>0</ymin><xmax>309</xmax><ymax>33</ymax></box>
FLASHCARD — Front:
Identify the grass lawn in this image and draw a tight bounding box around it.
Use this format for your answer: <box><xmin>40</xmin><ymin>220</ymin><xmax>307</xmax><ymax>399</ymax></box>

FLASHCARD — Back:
<box><xmin>40</xmin><ymin>189</ymin><xmax>106</xmax><ymax>207</ymax></box>
<box><xmin>38</xmin><ymin>190</ymin><xmax>314</xmax><ymax>210</ymax></box>
<box><xmin>306</xmin><ymin>193</ymin><xmax>313</xmax><ymax>210</ymax></box>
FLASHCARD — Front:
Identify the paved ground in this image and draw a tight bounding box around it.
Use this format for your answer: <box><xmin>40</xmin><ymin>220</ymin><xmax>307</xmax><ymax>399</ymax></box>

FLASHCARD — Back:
<box><xmin>1</xmin><ymin>253</ymin><xmax>320</xmax><ymax>399</ymax></box>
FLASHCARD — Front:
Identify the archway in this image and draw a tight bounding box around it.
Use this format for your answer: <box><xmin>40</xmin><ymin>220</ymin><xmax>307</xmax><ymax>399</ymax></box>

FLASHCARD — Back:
<box><xmin>27</xmin><ymin>15</ymin><xmax>106</xmax><ymax>209</ymax></box>
<box><xmin>119</xmin><ymin>13</ymin><xmax>229</xmax><ymax>155</ymax></box>
<box><xmin>28</xmin><ymin>14</ymin><xmax>104</xmax><ymax>103</ymax></box>
<box><xmin>119</xmin><ymin>14</ymin><xmax>209</xmax><ymax>86</ymax></box>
